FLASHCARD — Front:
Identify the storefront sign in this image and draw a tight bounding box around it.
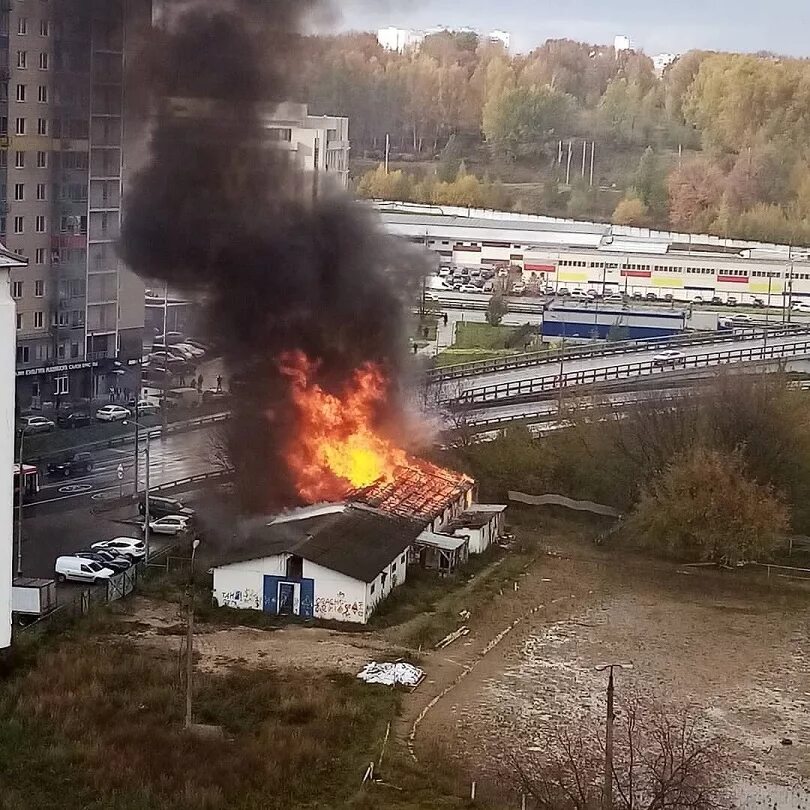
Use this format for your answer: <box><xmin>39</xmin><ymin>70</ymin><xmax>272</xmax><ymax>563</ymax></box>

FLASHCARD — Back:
<box><xmin>16</xmin><ymin>360</ymin><xmax>100</xmax><ymax>378</ymax></box>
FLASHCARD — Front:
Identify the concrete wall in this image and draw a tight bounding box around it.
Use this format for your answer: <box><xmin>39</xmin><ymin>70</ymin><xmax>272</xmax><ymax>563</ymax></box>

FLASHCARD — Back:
<box><xmin>363</xmin><ymin>547</ymin><xmax>408</xmax><ymax>621</ymax></box>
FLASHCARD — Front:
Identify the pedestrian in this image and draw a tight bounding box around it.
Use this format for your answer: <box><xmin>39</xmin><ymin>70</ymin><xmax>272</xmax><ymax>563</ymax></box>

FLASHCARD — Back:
<box><xmin>216</xmin><ymin>374</ymin><xmax>223</xmax><ymax>393</ymax></box>
<box><xmin>179</xmin><ymin>373</ymin><xmax>186</xmax><ymax>387</ymax></box>
<box><xmin>109</xmin><ymin>386</ymin><xmax>115</xmax><ymax>403</ymax></box>
<box><xmin>443</xmin><ymin>312</ymin><xmax>448</xmax><ymax>326</ymax></box>
<box><xmin>197</xmin><ymin>373</ymin><xmax>203</xmax><ymax>392</ymax></box>
<box><xmin>423</xmin><ymin>326</ymin><xmax>429</xmax><ymax>339</ymax></box>
<box><xmin>124</xmin><ymin>387</ymin><xmax>129</xmax><ymax>403</ymax></box>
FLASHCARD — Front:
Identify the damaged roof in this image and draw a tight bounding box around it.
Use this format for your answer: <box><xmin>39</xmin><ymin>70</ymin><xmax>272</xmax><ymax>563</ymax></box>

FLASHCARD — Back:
<box><xmin>213</xmin><ymin>505</ymin><xmax>421</xmax><ymax>583</ymax></box>
<box><xmin>352</xmin><ymin>462</ymin><xmax>474</xmax><ymax>522</ymax></box>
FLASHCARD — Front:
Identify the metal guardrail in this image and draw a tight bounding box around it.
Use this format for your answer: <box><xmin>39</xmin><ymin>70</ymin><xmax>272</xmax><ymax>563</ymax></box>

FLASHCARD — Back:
<box><xmin>450</xmin><ymin>339</ymin><xmax>810</xmax><ymax>406</ymax></box>
<box><xmin>430</xmin><ymin>326</ymin><xmax>810</xmax><ymax>383</ymax></box>
<box><xmin>27</xmin><ymin>411</ymin><xmax>231</xmax><ymax>464</ymax></box>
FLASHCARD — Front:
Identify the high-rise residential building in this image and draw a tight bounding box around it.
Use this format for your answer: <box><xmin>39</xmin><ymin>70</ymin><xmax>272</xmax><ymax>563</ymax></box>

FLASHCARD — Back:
<box><xmin>377</xmin><ymin>26</ymin><xmax>511</xmax><ymax>53</ymax></box>
<box><xmin>3</xmin><ymin>0</ymin><xmax>146</xmax><ymax>410</ymax></box>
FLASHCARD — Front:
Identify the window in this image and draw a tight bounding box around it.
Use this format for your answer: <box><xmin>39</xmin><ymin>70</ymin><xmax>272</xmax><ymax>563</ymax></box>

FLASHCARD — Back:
<box><xmin>56</xmin><ymin>343</ymin><xmax>64</xmax><ymax>359</ymax></box>
<box><xmin>33</xmin><ymin>311</ymin><xmax>43</xmax><ymax>328</ymax></box>
<box><xmin>0</xmin><ymin>152</ymin><xmax>6</xmax><ymax>168</ymax></box>
<box><xmin>35</xmin><ymin>214</ymin><xmax>45</xmax><ymax>232</ymax></box>
<box><xmin>15</xmin><ymin>117</ymin><xmax>25</xmax><ymax>135</ymax></box>
<box><xmin>15</xmin><ymin>313</ymin><xmax>22</xmax><ymax>330</ymax></box>
<box><xmin>392</xmin><ymin>561</ymin><xmax>397</xmax><ymax>572</ymax></box>
<box><xmin>70</xmin><ymin>342</ymin><xmax>79</xmax><ymax>359</ymax></box>
<box><xmin>36</xmin><ymin>182</ymin><xmax>45</xmax><ymax>200</ymax></box>
<box><xmin>36</xmin><ymin>117</ymin><xmax>47</xmax><ymax>135</ymax></box>
<box><xmin>11</xmin><ymin>281</ymin><xmax>22</xmax><ymax>298</ymax></box>
<box><xmin>17</xmin><ymin>17</ymin><xmax>28</xmax><ymax>35</ymax></box>
<box><xmin>400</xmin><ymin>555</ymin><xmax>406</xmax><ymax>564</ymax></box>
<box><xmin>39</xmin><ymin>19</ymin><xmax>49</xmax><ymax>37</ymax></box>
<box><xmin>13</xmin><ymin>215</ymin><xmax>23</xmax><ymax>234</ymax></box>
<box><xmin>34</xmin><ymin>279</ymin><xmax>43</xmax><ymax>296</ymax></box>
<box><xmin>370</xmin><ymin>583</ymin><xmax>375</xmax><ymax>594</ymax></box>
<box><xmin>16</xmin><ymin>51</ymin><xmax>26</xmax><ymax>69</ymax></box>
<box><xmin>37</xmin><ymin>85</ymin><xmax>46</xmax><ymax>103</ymax></box>
<box><xmin>36</xmin><ymin>150</ymin><xmax>46</xmax><ymax>168</ymax></box>
<box><xmin>35</xmin><ymin>248</ymin><xmax>44</xmax><ymax>264</ymax></box>
<box><xmin>16</xmin><ymin>345</ymin><xmax>29</xmax><ymax>364</ymax></box>
<box><xmin>13</xmin><ymin>183</ymin><xmax>23</xmax><ymax>200</ymax></box>
<box><xmin>38</xmin><ymin>52</ymin><xmax>48</xmax><ymax>70</ymax></box>
<box><xmin>55</xmin><ymin>375</ymin><xmax>68</xmax><ymax>395</ymax></box>
<box><xmin>15</xmin><ymin>84</ymin><xmax>25</xmax><ymax>102</ymax></box>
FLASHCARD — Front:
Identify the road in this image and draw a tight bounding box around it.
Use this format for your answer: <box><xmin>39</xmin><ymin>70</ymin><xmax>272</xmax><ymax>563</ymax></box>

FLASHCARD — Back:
<box><xmin>436</xmin><ymin>331</ymin><xmax>810</xmax><ymax>403</ymax></box>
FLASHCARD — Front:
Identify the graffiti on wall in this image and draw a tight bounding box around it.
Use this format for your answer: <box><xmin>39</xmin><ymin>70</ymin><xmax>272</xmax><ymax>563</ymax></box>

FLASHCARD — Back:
<box><xmin>314</xmin><ymin>590</ymin><xmax>364</xmax><ymax>620</ymax></box>
<box><xmin>219</xmin><ymin>587</ymin><xmax>261</xmax><ymax>610</ymax></box>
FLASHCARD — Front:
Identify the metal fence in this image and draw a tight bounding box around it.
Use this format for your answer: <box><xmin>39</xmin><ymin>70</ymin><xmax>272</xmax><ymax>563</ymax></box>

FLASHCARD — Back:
<box><xmin>429</xmin><ymin>325</ymin><xmax>810</xmax><ymax>383</ymax></box>
<box><xmin>449</xmin><ymin>339</ymin><xmax>810</xmax><ymax>406</ymax></box>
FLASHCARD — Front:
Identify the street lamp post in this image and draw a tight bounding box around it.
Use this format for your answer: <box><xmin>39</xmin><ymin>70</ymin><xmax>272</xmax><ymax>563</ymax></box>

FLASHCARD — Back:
<box><xmin>124</xmin><ymin>417</ymin><xmax>151</xmax><ymax>562</ymax></box>
<box><xmin>185</xmin><ymin>535</ymin><xmax>201</xmax><ymax>729</ymax></box>
<box><xmin>595</xmin><ymin>662</ymin><xmax>634</xmax><ymax>810</ymax></box>
<box><xmin>16</xmin><ymin>426</ymin><xmax>30</xmax><ymax>576</ymax></box>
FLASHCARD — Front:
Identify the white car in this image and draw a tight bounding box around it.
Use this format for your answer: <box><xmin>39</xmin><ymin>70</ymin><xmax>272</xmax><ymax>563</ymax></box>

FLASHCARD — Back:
<box><xmin>95</xmin><ymin>405</ymin><xmax>131</xmax><ymax>422</ymax></box>
<box><xmin>91</xmin><ymin>537</ymin><xmax>146</xmax><ymax>560</ymax></box>
<box><xmin>653</xmin><ymin>350</ymin><xmax>686</xmax><ymax>367</ymax></box>
<box><xmin>460</xmin><ymin>284</ymin><xmax>480</xmax><ymax>294</ymax></box>
<box><xmin>18</xmin><ymin>415</ymin><xmax>55</xmax><ymax>434</ymax></box>
<box><xmin>606</xmin><ymin>293</ymin><xmax>624</xmax><ymax>304</ymax></box>
<box><xmin>511</xmin><ymin>282</ymin><xmax>526</xmax><ymax>295</ymax></box>
<box><xmin>791</xmin><ymin>301</ymin><xmax>810</xmax><ymax>313</ymax></box>
<box><xmin>569</xmin><ymin>290</ymin><xmax>587</xmax><ymax>301</ymax></box>
<box><xmin>148</xmin><ymin>515</ymin><xmax>191</xmax><ymax>536</ymax></box>
<box><xmin>55</xmin><ymin>556</ymin><xmax>115</xmax><ymax>584</ymax></box>
<box><xmin>174</xmin><ymin>343</ymin><xmax>205</xmax><ymax>358</ymax></box>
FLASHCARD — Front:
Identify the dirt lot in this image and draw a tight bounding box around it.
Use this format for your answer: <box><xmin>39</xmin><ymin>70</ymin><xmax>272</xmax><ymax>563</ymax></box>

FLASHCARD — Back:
<box><xmin>121</xmin><ymin>597</ymin><xmax>408</xmax><ymax>674</ymax></box>
<box><xmin>406</xmin><ymin>540</ymin><xmax>810</xmax><ymax>807</ymax></box>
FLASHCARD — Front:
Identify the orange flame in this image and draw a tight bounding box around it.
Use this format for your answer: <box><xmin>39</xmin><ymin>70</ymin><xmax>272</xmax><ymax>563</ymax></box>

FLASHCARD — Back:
<box><xmin>278</xmin><ymin>351</ymin><xmax>408</xmax><ymax>502</ymax></box>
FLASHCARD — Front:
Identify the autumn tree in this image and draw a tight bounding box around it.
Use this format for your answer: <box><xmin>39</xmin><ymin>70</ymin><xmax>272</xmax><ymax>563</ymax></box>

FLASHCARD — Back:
<box><xmin>356</xmin><ymin>164</ymin><xmax>413</xmax><ymax>201</ymax></box>
<box><xmin>612</xmin><ymin>195</ymin><xmax>649</xmax><ymax>226</ymax></box>
<box><xmin>626</xmin><ymin>446</ymin><xmax>788</xmax><ymax>564</ymax></box>
<box><xmin>667</xmin><ymin>158</ymin><xmax>724</xmax><ymax>231</ymax></box>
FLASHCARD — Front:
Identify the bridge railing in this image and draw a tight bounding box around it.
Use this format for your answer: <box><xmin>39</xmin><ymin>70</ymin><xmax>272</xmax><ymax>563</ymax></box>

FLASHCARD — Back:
<box><xmin>449</xmin><ymin>339</ymin><xmax>810</xmax><ymax>405</ymax></box>
<box><xmin>429</xmin><ymin>326</ymin><xmax>810</xmax><ymax>383</ymax></box>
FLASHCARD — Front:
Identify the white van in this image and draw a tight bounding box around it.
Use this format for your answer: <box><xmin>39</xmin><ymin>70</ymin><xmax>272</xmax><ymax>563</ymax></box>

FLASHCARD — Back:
<box><xmin>55</xmin><ymin>556</ymin><xmax>115</xmax><ymax>584</ymax></box>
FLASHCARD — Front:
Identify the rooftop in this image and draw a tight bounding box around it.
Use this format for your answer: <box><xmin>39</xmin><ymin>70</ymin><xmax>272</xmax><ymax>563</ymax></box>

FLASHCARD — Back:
<box><xmin>214</xmin><ymin>505</ymin><xmax>421</xmax><ymax>583</ymax></box>
<box><xmin>352</xmin><ymin>461</ymin><xmax>474</xmax><ymax>523</ymax></box>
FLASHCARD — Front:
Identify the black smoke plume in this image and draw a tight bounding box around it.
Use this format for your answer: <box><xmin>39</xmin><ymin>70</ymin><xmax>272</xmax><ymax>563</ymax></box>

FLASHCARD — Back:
<box><xmin>121</xmin><ymin>0</ymin><xmax>423</xmax><ymax>511</ymax></box>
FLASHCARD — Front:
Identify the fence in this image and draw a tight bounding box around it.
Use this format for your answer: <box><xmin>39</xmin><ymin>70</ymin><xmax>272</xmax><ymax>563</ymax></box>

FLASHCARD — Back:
<box><xmin>429</xmin><ymin>325</ymin><xmax>810</xmax><ymax>382</ymax></box>
<box><xmin>14</xmin><ymin>541</ymin><xmax>185</xmax><ymax>636</ymax></box>
<box><xmin>449</xmin><ymin>339</ymin><xmax>810</xmax><ymax>406</ymax></box>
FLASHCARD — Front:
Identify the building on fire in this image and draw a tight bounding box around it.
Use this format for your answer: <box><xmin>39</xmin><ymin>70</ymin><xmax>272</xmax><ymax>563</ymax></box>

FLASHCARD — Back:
<box><xmin>211</xmin><ymin>466</ymin><xmax>507</xmax><ymax>624</ymax></box>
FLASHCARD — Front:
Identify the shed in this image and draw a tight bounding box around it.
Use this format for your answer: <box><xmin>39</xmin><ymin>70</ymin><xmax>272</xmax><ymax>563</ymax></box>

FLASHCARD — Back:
<box><xmin>414</xmin><ymin>531</ymin><xmax>469</xmax><ymax>574</ymax></box>
<box><xmin>444</xmin><ymin>505</ymin><xmax>507</xmax><ymax>554</ymax></box>
<box><xmin>211</xmin><ymin>504</ymin><xmax>422</xmax><ymax>624</ymax></box>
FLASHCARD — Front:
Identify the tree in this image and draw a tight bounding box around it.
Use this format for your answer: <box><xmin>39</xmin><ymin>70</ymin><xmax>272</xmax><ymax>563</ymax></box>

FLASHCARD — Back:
<box><xmin>626</xmin><ymin>446</ymin><xmax>788</xmax><ymax>564</ymax></box>
<box><xmin>634</xmin><ymin>147</ymin><xmax>668</xmax><ymax>218</ymax></box>
<box><xmin>511</xmin><ymin>697</ymin><xmax>726</xmax><ymax>810</ymax></box>
<box><xmin>355</xmin><ymin>164</ymin><xmax>414</xmax><ymax>201</ymax></box>
<box><xmin>486</xmin><ymin>292</ymin><xmax>508</xmax><ymax>325</ymax></box>
<box><xmin>612</xmin><ymin>195</ymin><xmax>649</xmax><ymax>226</ymax></box>
<box><xmin>667</xmin><ymin>159</ymin><xmax>725</xmax><ymax>231</ymax></box>
<box><xmin>483</xmin><ymin>85</ymin><xmax>572</xmax><ymax>159</ymax></box>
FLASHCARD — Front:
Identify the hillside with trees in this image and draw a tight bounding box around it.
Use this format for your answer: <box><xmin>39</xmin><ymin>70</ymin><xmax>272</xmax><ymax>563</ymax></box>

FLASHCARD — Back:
<box><xmin>295</xmin><ymin>33</ymin><xmax>810</xmax><ymax>244</ymax></box>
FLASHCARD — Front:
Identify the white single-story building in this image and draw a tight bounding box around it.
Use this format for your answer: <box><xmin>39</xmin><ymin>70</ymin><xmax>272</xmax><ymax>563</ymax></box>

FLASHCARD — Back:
<box><xmin>443</xmin><ymin>505</ymin><xmax>507</xmax><ymax>554</ymax></box>
<box><xmin>211</xmin><ymin>504</ymin><xmax>421</xmax><ymax>624</ymax></box>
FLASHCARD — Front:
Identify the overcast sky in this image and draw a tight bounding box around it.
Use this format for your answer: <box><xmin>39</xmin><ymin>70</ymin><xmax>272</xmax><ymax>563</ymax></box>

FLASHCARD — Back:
<box><xmin>329</xmin><ymin>1</ymin><xmax>810</xmax><ymax>57</ymax></box>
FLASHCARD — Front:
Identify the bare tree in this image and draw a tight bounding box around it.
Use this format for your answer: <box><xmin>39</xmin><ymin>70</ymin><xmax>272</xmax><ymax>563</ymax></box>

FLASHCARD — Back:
<box><xmin>510</xmin><ymin>698</ymin><xmax>727</xmax><ymax>810</ymax></box>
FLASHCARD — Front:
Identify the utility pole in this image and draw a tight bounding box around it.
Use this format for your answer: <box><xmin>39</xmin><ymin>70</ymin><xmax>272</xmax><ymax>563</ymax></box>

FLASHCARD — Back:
<box><xmin>565</xmin><ymin>141</ymin><xmax>573</xmax><ymax>186</ymax></box>
<box><xmin>558</xmin><ymin>139</ymin><xmax>563</xmax><ymax>165</ymax></box>
<box><xmin>161</xmin><ymin>282</ymin><xmax>168</xmax><ymax>434</ymax></box>
<box><xmin>185</xmin><ymin>536</ymin><xmax>201</xmax><ymax>729</ymax></box>
<box><xmin>589</xmin><ymin>141</ymin><xmax>596</xmax><ymax>187</ymax></box>
<box><xmin>595</xmin><ymin>663</ymin><xmax>633</xmax><ymax>810</ymax></box>
<box><xmin>384</xmin><ymin>133</ymin><xmax>390</xmax><ymax>174</ymax></box>
<box><xmin>581</xmin><ymin>139</ymin><xmax>587</xmax><ymax>178</ymax></box>
<box><xmin>16</xmin><ymin>426</ymin><xmax>29</xmax><ymax>576</ymax></box>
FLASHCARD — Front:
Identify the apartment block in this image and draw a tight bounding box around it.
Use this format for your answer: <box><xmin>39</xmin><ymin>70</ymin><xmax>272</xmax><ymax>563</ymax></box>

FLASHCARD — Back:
<box><xmin>3</xmin><ymin>0</ymin><xmax>145</xmax><ymax>410</ymax></box>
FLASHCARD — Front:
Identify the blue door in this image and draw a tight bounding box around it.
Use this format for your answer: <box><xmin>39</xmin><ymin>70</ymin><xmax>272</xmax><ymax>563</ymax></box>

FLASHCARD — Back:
<box><xmin>278</xmin><ymin>583</ymin><xmax>294</xmax><ymax>615</ymax></box>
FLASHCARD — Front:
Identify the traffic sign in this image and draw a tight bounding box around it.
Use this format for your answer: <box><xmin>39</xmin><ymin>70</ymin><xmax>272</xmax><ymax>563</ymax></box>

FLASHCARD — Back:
<box><xmin>116</xmin><ymin>464</ymin><xmax>124</xmax><ymax>481</ymax></box>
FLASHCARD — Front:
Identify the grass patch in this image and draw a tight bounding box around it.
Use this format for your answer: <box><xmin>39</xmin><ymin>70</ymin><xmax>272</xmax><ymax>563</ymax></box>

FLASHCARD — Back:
<box><xmin>0</xmin><ymin>636</ymin><xmax>401</xmax><ymax>810</ymax></box>
<box><xmin>454</xmin><ymin>321</ymin><xmax>520</xmax><ymax>349</ymax></box>
<box><xmin>414</xmin><ymin>314</ymin><xmax>438</xmax><ymax>342</ymax></box>
<box><xmin>434</xmin><ymin>348</ymin><xmax>520</xmax><ymax>367</ymax></box>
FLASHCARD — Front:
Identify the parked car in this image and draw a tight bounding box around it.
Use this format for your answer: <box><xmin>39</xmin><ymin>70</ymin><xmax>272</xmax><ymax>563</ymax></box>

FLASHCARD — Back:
<box><xmin>55</xmin><ymin>556</ymin><xmax>115</xmax><ymax>584</ymax></box>
<box><xmin>202</xmin><ymin>389</ymin><xmax>231</xmax><ymax>405</ymax></box>
<box><xmin>632</xmin><ymin>291</ymin><xmax>643</xmax><ymax>300</ymax></box>
<box><xmin>543</xmin><ymin>285</ymin><xmax>556</xmax><ymax>295</ymax></box>
<box><xmin>91</xmin><ymin>537</ymin><xmax>146</xmax><ymax>561</ymax></box>
<box><xmin>164</xmin><ymin>387</ymin><xmax>201</xmax><ymax>409</ymax></box>
<box><xmin>653</xmin><ymin>350</ymin><xmax>686</xmax><ymax>367</ymax></box>
<box><xmin>585</xmin><ymin>289</ymin><xmax>599</xmax><ymax>299</ymax></box>
<box><xmin>663</xmin><ymin>293</ymin><xmax>675</xmax><ymax>302</ymax></box>
<box><xmin>606</xmin><ymin>293</ymin><xmax>624</xmax><ymax>304</ymax></box>
<box><xmin>645</xmin><ymin>292</ymin><xmax>658</xmax><ymax>301</ymax></box>
<box><xmin>460</xmin><ymin>284</ymin><xmax>480</xmax><ymax>294</ymax></box>
<box><xmin>136</xmin><ymin>400</ymin><xmax>161</xmax><ymax>416</ymax></box>
<box><xmin>569</xmin><ymin>290</ymin><xmax>587</xmax><ymax>301</ymax></box>
<box><xmin>482</xmin><ymin>280</ymin><xmax>494</xmax><ymax>293</ymax></box>
<box><xmin>148</xmin><ymin>515</ymin><xmax>191</xmax><ymax>536</ymax></box>
<box><xmin>557</xmin><ymin>287</ymin><xmax>570</xmax><ymax>297</ymax></box>
<box><xmin>511</xmin><ymin>282</ymin><xmax>526</xmax><ymax>295</ymax></box>
<box><xmin>56</xmin><ymin>409</ymin><xmax>92</xmax><ymax>429</ymax></box>
<box><xmin>751</xmin><ymin>297</ymin><xmax>766</xmax><ymax>308</ymax></box>
<box><xmin>139</xmin><ymin>495</ymin><xmax>195</xmax><ymax>520</ymax></box>
<box><xmin>95</xmin><ymin>405</ymin><xmax>131</xmax><ymax>422</ymax></box>
<box><xmin>693</xmin><ymin>295</ymin><xmax>705</xmax><ymax>304</ymax></box>
<box><xmin>710</xmin><ymin>295</ymin><xmax>723</xmax><ymax>305</ymax></box>
<box><xmin>47</xmin><ymin>452</ymin><xmax>94</xmax><ymax>478</ymax></box>
<box><xmin>726</xmin><ymin>296</ymin><xmax>738</xmax><ymax>306</ymax></box>
<box><xmin>74</xmin><ymin>551</ymin><xmax>131</xmax><ymax>573</ymax></box>
<box><xmin>791</xmin><ymin>301</ymin><xmax>810</xmax><ymax>313</ymax></box>
<box><xmin>18</xmin><ymin>415</ymin><xmax>55</xmax><ymax>434</ymax></box>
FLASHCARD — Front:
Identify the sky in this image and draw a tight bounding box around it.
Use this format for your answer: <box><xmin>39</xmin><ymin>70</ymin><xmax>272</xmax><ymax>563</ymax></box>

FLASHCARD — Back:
<box><xmin>328</xmin><ymin>0</ymin><xmax>810</xmax><ymax>57</ymax></box>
